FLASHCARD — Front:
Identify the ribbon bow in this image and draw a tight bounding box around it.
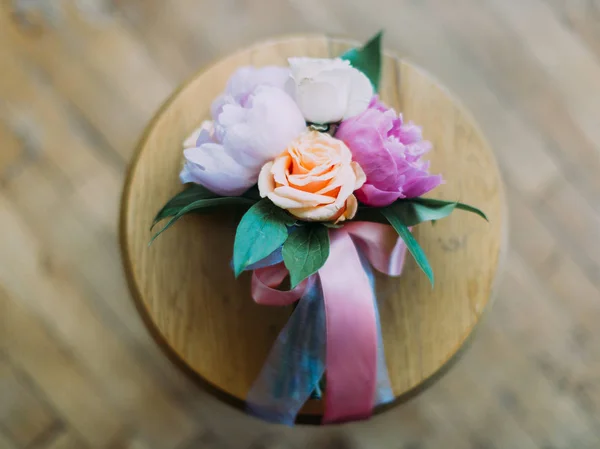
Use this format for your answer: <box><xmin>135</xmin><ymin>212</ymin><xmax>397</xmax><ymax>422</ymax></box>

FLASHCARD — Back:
<box><xmin>246</xmin><ymin>222</ymin><xmax>407</xmax><ymax>424</ymax></box>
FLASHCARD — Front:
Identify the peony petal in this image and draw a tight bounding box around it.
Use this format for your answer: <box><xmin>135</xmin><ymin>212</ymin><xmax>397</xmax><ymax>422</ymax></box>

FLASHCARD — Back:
<box><xmin>355</xmin><ymin>184</ymin><xmax>403</xmax><ymax>207</ymax></box>
<box><xmin>337</xmin><ymin>121</ymin><xmax>398</xmax><ymax>188</ymax></box>
<box><xmin>393</xmin><ymin>121</ymin><xmax>423</xmax><ymax>145</ymax></box>
<box><xmin>183</xmin><ymin>121</ymin><xmax>214</xmax><ymax>149</ymax></box>
<box><xmin>180</xmin><ymin>143</ymin><xmax>255</xmax><ymax>196</ymax></box>
<box><xmin>336</xmin><ymin>98</ymin><xmax>442</xmax><ymax>206</ymax></box>
<box><xmin>218</xmin><ymin>102</ymin><xmax>248</xmax><ymax>128</ymax></box>
<box><xmin>404</xmin><ymin>140</ymin><xmax>433</xmax><ymax>160</ymax></box>
<box><xmin>218</xmin><ymin>86</ymin><xmax>306</xmax><ymax>170</ymax></box>
<box><xmin>401</xmin><ymin>174</ymin><xmax>444</xmax><ymax>198</ymax></box>
<box><xmin>226</xmin><ymin>66</ymin><xmax>291</xmax><ymax>98</ymax></box>
<box><xmin>210</xmin><ymin>95</ymin><xmax>231</xmax><ymax>122</ymax></box>
<box><xmin>368</xmin><ymin>95</ymin><xmax>389</xmax><ymax>112</ymax></box>
<box><xmin>212</xmin><ymin>66</ymin><xmax>291</xmax><ymax>119</ymax></box>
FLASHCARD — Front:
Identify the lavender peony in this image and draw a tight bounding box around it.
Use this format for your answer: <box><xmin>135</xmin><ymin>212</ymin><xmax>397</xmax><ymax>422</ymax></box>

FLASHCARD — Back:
<box><xmin>210</xmin><ymin>66</ymin><xmax>291</xmax><ymax>119</ymax></box>
<box><xmin>336</xmin><ymin>97</ymin><xmax>442</xmax><ymax>207</ymax></box>
<box><xmin>181</xmin><ymin>67</ymin><xmax>305</xmax><ymax>196</ymax></box>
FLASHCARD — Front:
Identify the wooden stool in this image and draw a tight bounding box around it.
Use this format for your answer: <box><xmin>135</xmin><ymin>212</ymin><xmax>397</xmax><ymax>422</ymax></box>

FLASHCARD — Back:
<box><xmin>120</xmin><ymin>35</ymin><xmax>505</xmax><ymax>419</ymax></box>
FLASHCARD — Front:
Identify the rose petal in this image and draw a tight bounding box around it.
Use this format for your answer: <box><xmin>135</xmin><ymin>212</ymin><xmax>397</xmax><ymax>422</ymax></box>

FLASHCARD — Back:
<box><xmin>293</xmin><ymin>79</ymin><xmax>348</xmax><ymax>124</ymax></box>
<box><xmin>271</xmin><ymin>154</ymin><xmax>292</xmax><ymax>186</ymax></box>
<box><xmin>258</xmin><ymin>161</ymin><xmax>276</xmax><ymax>198</ymax></box>
<box><xmin>312</xmin><ymin>164</ymin><xmax>353</xmax><ymax>196</ymax></box>
<box><xmin>288</xmin><ymin>201</ymin><xmax>344</xmax><ymax>221</ymax></box>
<box><xmin>288</xmin><ymin>57</ymin><xmax>351</xmax><ymax>79</ymax></box>
<box><xmin>343</xmin><ymin>68</ymin><xmax>374</xmax><ymax>119</ymax></box>
<box><xmin>273</xmin><ymin>185</ymin><xmax>336</xmax><ymax>207</ymax></box>
<box><xmin>351</xmin><ymin>161</ymin><xmax>367</xmax><ymax>190</ymax></box>
<box><xmin>259</xmin><ymin>131</ymin><xmax>360</xmax><ymax>222</ymax></box>
<box><xmin>288</xmin><ymin>164</ymin><xmax>338</xmax><ymax>187</ymax></box>
<box><xmin>267</xmin><ymin>191</ymin><xmax>306</xmax><ymax>210</ymax></box>
<box><xmin>337</xmin><ymin>194</ymin><xmax>358</xmax><ymax>222</ymax></box>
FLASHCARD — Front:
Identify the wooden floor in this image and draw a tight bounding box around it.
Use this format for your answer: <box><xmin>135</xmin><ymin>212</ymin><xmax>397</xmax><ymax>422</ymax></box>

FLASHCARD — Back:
<box><xmin>1</xmin><ymin>1</ymin><xmax>600</xmax><ymax>448</ymax></box>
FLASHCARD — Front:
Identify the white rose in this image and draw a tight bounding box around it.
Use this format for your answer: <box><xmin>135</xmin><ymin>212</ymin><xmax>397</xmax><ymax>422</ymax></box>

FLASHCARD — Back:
<box><xmin>286</xmin><ymin>57</ymin><xmax>374</xmax><ymax>124</ymax></box>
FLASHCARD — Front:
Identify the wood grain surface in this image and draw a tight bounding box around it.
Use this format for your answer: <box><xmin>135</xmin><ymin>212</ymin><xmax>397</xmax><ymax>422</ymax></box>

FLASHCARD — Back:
<box><xmin>2</xmin><ymin>0</ymin><xmax>600</xmax><ymax>448</ymax></box>
<box><xmin>121</xmin><ymin>36</ymin><xmax>504</xmax><ymax>416</ymax></box>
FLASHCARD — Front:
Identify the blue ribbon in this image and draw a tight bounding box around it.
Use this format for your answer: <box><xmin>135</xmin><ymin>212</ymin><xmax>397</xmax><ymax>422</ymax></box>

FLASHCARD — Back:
<box><xmin>244</xmin><ymin>247</ymin><xmax>394</xmax><ymax>424</ymax></box>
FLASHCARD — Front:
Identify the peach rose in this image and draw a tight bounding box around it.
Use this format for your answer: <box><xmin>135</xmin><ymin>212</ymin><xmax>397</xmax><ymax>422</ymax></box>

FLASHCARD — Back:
<box><xmin>258</xmin><ymin>131</ymin><xmax>366</xmax><ymax>222</ymax></box>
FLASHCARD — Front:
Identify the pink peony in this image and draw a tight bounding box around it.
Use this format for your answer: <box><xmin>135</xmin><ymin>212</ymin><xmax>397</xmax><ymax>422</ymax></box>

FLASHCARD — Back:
<box><xmin>181</xmin><ymin>67</ymin><xmax>306</xmax><ymax>196</ymax></box>
<box><xmin>336</xmin><ymin>97</ymin><xmax>442</xmax><ymax>207</ymax></box>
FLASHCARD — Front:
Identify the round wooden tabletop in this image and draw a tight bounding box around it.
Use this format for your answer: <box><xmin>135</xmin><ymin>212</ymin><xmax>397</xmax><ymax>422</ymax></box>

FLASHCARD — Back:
<box><xmin>120</xmin><ymin>35</ymin><xmax>505</xmax><ymax>418</ymax></box>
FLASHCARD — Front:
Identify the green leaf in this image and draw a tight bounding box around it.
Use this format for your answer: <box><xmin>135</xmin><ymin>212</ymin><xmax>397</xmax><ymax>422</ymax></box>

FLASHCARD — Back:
<box><xmin>152</xmin><ymin>184</ymin><xmax>218</xmax><ymax>229</ymax></box>
<box><xmin>355</xmin><ymin>198</ymin><xmax>487</xmax><ymax>227</ymax></box>
<box><xmin>353</xmin><ymin>207</ymin><xmax>388</xmax><ymax>224</ymax></box>
<box><xmin>385</xmin><ymin>200</ymin><xmax>457</xmax><ymax>227</ymax></box>
<box><xmin>355</xmin><ymin>201</ymin><xmax>455</xmax><ymax>226</ymax></box>
<box><xmin>340</xmin><ymin>31</ymin><xmax>383</xmax><ymax>91</ymax></box>
<box><xmin>381</xmin><ymin>207</ymin><xmax>434</xmax><ymax>285</ymax></box>
<box><xmin>241</xmin><ymin>185</ymin><xmax>262</xmax><ymax>201</ymax></box>
<box><xmin>233</xmin><ymin>199</ymin><xmax>296</xmax><ymax>276</ymax></box>
<box><xmin>409</xmin><ymin>198</ymin><xmax>488</xmax><ymax>222</ymax></box>
<box><xmin>150</xmin><ymin>197</ymin><xmax>255</xmax><ymax>244</ymax></box>
<box><xmin>283</xmin><ymin>224</ymin><xmax>330</xmax><ymax>288</ymax></box>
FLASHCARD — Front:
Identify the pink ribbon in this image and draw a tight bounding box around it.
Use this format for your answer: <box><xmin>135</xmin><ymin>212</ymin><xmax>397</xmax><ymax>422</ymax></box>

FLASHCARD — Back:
<box><xmin>250</xmin><ymin>222</ymin><xmax>406</xmax><ymax>423</ymax></box>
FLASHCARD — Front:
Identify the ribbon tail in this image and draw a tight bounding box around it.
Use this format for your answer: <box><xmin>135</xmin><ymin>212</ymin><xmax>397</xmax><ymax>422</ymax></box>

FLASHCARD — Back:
<box><xmin>246</xmin><ymin>278</ymin><xmax>326</xmax><ymax>425</ymax></box>
<box><xmin>358</xmin><ymin>251</ymin><xmax>395</xmax><ymax>406</ymax></box>
<box><xmin>320</xmin><ymin>230</ymin><xmax>378</xmax><ymax>423</ymax></box>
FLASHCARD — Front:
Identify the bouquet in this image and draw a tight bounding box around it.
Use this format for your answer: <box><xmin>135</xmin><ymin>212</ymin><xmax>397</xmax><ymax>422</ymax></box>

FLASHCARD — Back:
<box><xmin>151</xmin><ymin>32</ymin><xmax>486</xmax><ymax>424</ymax></box>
